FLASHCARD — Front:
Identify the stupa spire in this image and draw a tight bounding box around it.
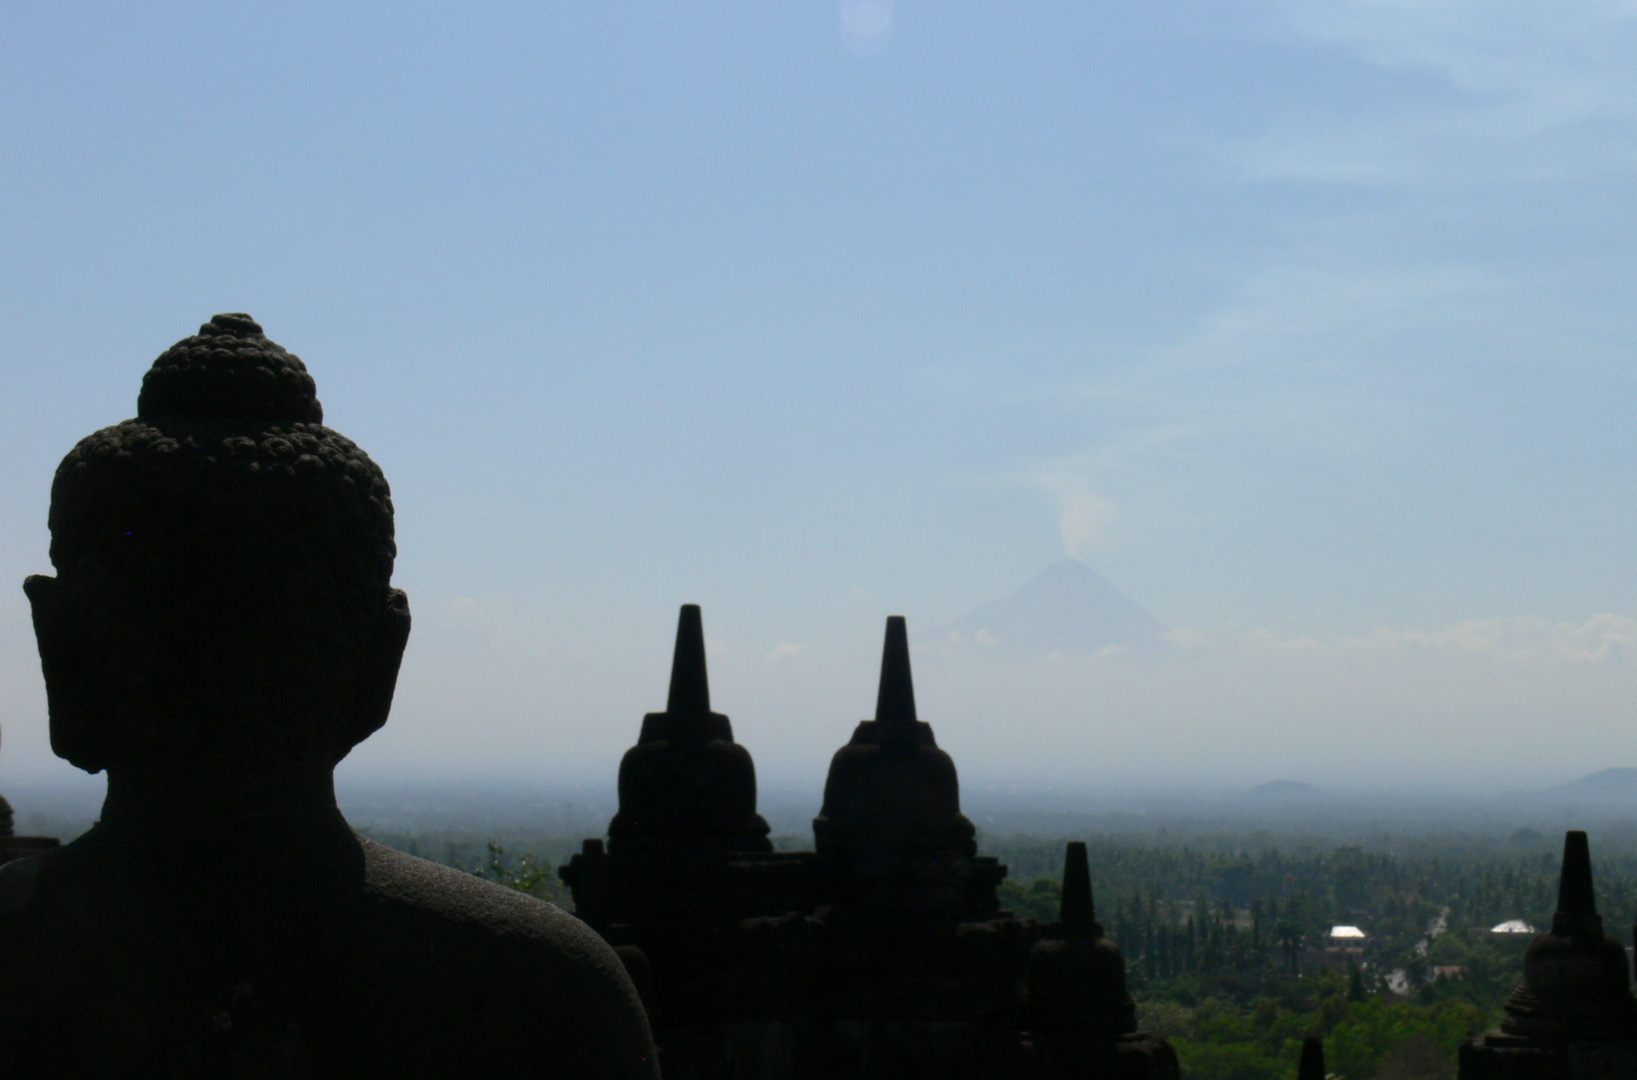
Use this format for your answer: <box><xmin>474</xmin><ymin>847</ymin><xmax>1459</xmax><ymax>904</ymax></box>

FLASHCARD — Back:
<box><xmin>1297</xmin><ymin>1036</ymin><xmax>1324</xmax><ymax>1080</ymax></box>
<box><xmin>1061</xmin><ymin>841</ymin><xmax>1095</xmax><ymax>935</ymax></box>
<box><xmin>874</xmin><ymin>615</ymin><xmax>917</xmax><ymax>728</ymax></box>
<box><xmin>667</xmin><ymin>603</ymin><xmax>710</xmax><ymax>716</ymax></box>
<box><xmin>1554</xmin><ymin>830</ymin><xmax>1600</xmax><ymax>936</ymax></box>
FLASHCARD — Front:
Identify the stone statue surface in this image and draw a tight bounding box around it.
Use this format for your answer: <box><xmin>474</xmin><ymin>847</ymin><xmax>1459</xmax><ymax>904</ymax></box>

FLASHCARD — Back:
<box><xmin>0</xmin><ymin>315</ymin><xmax>658</xmax><ymax>1079</ymax></box>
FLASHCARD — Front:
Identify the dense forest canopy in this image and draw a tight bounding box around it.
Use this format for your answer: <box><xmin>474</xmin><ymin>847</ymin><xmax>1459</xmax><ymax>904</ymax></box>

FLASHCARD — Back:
<box><xmin>394</xmin><ymin>825</ymin><xmax>1633</xmax><ymax>1080</ymax></box>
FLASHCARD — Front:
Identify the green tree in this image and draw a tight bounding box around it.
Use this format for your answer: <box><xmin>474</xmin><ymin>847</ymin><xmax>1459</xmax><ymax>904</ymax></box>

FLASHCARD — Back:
<box><xmin>472</xmin><ymin>842</ymin><xmax>565</xmax><ymax>905</ymax></box>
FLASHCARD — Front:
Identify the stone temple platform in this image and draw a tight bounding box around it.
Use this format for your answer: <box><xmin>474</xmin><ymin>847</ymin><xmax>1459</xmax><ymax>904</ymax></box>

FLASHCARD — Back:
<box><xmin>562</xmin><ymin>606</ymin><xmax>1179</xmax><ymax>1080</ymax></box>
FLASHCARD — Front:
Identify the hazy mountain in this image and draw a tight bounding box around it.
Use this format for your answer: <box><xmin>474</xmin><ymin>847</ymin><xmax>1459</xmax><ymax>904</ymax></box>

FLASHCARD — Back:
<box><xmin>933</xmin><ymin>560</ymin><xmax>1169</xmax><ymax>658</ymax></box>
<box><xmin>1245</xmin><ymin>780</ymin><xmax>1324</xmax><ymax>802</ymax></box>
<box><xmin>1549</xmin><ymin>768</ymin><xmax>1637</xmax><ymax>800</ymax></box>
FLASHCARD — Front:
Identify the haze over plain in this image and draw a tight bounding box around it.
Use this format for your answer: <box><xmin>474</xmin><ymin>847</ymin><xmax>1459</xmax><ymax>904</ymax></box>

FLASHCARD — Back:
<box><xmin>2</xmin><ymin>3</ymin><xmax>1633</xmax><ymax>797</ymax></box>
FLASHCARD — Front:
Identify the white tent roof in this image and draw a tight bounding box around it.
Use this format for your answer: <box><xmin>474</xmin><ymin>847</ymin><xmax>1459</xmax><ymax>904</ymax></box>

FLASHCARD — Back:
<box><xmin>1491</xmin><ymin>920</ymin><xmax>1537</xmax><ymax>934</ymax></box>
<box><xmin>1328</xmin><ymin>925</ymin><xmax>1367</xmax><ymax>939</ymax></box>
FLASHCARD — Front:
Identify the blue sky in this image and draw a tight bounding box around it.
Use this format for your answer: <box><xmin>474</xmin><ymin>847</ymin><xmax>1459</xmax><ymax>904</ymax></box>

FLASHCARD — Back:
<box><xmin>3</xmin><ymin>2</ymin><xmax>1635</xmax><ymax>794</ymax></box>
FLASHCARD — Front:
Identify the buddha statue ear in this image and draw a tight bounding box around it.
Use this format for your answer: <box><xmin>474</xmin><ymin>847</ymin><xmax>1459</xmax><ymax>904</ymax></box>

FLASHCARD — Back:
<box><xmin>337</xmin><ymin>587</ymin><xmax>411</xmax><ymax>757</ymax></box>
<box><xmin>24</xmin><ymin>574</ymin><xmax>110</xmax><ymax>774</ymax></box>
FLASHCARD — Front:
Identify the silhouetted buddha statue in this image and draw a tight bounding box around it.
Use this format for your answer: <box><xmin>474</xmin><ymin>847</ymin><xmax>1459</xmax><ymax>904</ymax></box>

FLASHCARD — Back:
<box><xmin>607</xmin><ymin>605</ymin><xmax>772</xmax><ymax>853</ymax></box>
<box><xmin>0</xmin><ymin>315</ymin><xmax>657</xmax><ymax>1079</ymax></box>
<box><xmin>813</xmin><ymin>616</ymin><xmax>977</xmax><ymax>857</ymax></box>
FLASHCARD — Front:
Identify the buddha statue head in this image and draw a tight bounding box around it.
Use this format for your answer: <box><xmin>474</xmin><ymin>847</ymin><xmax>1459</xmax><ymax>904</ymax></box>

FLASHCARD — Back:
<box><xmin>4</xmin><ymin>318</ymin><xmax>662</xmax><ymax>1079</ymax></box>
<box><xmin>1499</xmin><ymin>830</ymin><xmax>1637</xmax><ymax>1041</ymax></box>
<box><xmin>607</xmin><ymin>604</ymin><xmax>771</xmax><ymax>853</ymax></box>
<box><xmin>1021</xmin><ymin>841</ymin><xmax>1136</xmax><ymax>1038</ymax></box>
<box><xmin>813</xmin><ymin>616</ymin><xmax>976</xmax><ymax>856</ymax></box>
<box><xmin>23</xmin><ymin>314</ymin><xmax>410</xmax><ymax>790</ymax></box>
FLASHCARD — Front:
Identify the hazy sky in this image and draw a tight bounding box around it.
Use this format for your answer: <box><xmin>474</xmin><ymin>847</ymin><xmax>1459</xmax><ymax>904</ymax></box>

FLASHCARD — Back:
<box><xmin>3</xmin><ymin>3</ymin><xmax>1634</xmax><ymax>796</ymax></box>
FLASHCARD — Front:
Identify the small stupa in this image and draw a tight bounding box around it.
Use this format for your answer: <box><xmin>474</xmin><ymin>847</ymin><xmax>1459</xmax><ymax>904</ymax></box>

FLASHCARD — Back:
<box><xmin>607</xmin><ymin>604</ymin><xmax>771</xmax><ymax>854</ymax></box>
<box><xmin>1020</xmin><ymin>842</ymin><xmax>1178</xmax><ymax>1079</ymax></box>
<box><xmin>1459</xmin><ymin>831</ymin><xmax>1637</xmax><ymax>1078</ymax></box>
<box><xmin>1022</xmin><ymin>842</ymin><xmax>1137</xmax><ymax>1038</ymax></box>
<box><xmin>562</xmin><ymin>604</ymin><xmax>786</xmax><ymax>939</ymax></box>
<box><xmin>813</xmin><ymin>615</ymin><xmax>976</xmax><ymax>858</ymax></box>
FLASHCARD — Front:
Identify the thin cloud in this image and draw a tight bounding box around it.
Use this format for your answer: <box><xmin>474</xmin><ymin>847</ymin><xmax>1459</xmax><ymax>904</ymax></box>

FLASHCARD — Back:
<box><xmin>1239</xmin><ymin>613</ymin><xmax>1637</xmax><ymax>663</ymax></box>
<box><xmin>1236</xmin><ymin>0</ymin><xmax>1637</xmax><ymax>186</ymax></box>
<box><xmin>969</xmin><ymin>255</ymin><xmax>1488</xmax><ymax>553</ymax></box>
<box><xmin>766</xmin><ymin>641</ymin><xmax>805</xmax><ymax>662</ymax></box>
<box><xmin>839</xmin><ymin>1</ymin><xmax>894</xmax><ymax>57</ymax></box>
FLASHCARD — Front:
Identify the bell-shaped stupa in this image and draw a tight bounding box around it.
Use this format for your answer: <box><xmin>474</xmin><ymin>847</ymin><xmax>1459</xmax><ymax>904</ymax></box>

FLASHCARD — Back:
<box><xmin>607</xmin><ymin>604</ymin><xmax>771</xmax><ymax>853</ymax></box>
<box><xmin>812</xmin><ymin>616</ymin><xmax>976</xmax><ymax>857</ymax></box>
<box><xmin>1498</xmin><ymin>831</ymin><xmax>1637</xmax><ymax>1041</ymax></box>
<box><xmin>1460</xmin><ymin>831</ymin><xmax>1637</xmax><ymax>1079</ymax></box>
<box><xmin>1021</xmin><ymin>842</ymin><xmax>1137</xmax><ymax>1038</ymax></box>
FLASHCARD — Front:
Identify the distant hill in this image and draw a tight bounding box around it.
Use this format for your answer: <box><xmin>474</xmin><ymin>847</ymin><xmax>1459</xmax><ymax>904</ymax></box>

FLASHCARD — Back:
<box><xmin>1245</xmin><ymin>780</ymin><xmax>1323</xmax><ymax>802</ymax></box>
<box><xmin>933</xmin><ymin>560</ymin><xmax>1169</xmax><ymax>658</ymax></box>
<box><xmin>1550</xmin><ymin>768</ymin><xmax>1637</xmax><ymax>799</ymax></box>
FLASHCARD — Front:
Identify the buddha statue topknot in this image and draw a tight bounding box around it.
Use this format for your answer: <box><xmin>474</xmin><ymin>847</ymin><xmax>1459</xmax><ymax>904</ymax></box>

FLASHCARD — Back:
<box><xmin>0</xmin><ymin>315</ymin><xmax>658</xmax><ymax>1078</ymax></box>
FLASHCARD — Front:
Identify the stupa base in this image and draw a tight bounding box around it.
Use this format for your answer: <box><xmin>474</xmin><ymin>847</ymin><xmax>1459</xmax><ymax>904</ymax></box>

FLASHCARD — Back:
<box><xmin>1461</xmin><ymin>1031</ymin><xmax>1637</xmax><ymax>1079</ymax></box>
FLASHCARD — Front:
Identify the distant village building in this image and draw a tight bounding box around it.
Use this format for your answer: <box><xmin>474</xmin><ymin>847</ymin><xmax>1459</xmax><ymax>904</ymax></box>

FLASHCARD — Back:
<box><xmin>1491</xmin><ymin>920</ymin><xmax>1537</xmax><ymax>934</ymax></box>
<box><xmin>1317</xmin><ymin>925</ymin><xmax>1368</xmax><ymax>975</ymax></box>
